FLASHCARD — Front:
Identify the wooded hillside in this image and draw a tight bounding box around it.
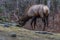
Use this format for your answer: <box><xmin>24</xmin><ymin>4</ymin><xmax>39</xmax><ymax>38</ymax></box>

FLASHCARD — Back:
<box><xmin>0</xmin><ymin>0</ymin><xmax>60</xmax><ymax>32</ymax></box>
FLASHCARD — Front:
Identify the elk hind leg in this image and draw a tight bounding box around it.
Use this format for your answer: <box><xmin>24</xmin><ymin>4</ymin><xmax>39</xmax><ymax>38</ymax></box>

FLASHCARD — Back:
<box><xmin>42</xmin><ymin>17</ymin><xmax>46</xmax><ymax>31</ymax></box>
<box><xmin>46</xmin><ymin>16</ymin><xmax>49</xmax><ymax>27</ymax></box>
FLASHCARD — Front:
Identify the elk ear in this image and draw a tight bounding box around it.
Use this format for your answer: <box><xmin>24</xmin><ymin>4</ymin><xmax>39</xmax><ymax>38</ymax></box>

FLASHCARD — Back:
<box><xmin>19</xmin><ymin>16</ymin><xmax>24</xmax><ymax>20</ymax></box>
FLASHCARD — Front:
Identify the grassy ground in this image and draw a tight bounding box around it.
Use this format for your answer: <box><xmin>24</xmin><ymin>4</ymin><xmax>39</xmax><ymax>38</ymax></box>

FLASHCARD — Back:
<box><xmin>0</xmin><ymin>26</ymin><xmax>60</xmax><ymax>40</ymax></box>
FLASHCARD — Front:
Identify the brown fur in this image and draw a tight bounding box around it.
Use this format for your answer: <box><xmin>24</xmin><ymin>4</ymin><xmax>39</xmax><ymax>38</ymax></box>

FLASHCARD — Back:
<box><xmin>18</xmin><ymin>4</ymin><xmax>50</xmax><ymax>31</ymax></box>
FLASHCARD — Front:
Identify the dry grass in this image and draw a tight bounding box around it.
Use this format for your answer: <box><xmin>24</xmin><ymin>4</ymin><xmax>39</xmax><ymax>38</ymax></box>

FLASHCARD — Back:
<box><xmin>0</xmin><ymin>26</ymin><xmax>60</xmax><ymax>40</ymax></box>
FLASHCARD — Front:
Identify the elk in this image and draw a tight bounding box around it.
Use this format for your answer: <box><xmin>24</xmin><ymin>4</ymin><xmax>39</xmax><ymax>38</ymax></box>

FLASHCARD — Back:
<box><xmin>17</xmin><ymin>4</ymin><xmax>50</xmax><ymax>31</ymax></box>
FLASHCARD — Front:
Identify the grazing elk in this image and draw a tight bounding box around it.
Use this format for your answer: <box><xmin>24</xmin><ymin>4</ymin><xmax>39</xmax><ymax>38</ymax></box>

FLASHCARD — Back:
<box><xmin>17</xmin><ymin>4</ymin><xmax>50</xmax><ymax>31</ymax></box>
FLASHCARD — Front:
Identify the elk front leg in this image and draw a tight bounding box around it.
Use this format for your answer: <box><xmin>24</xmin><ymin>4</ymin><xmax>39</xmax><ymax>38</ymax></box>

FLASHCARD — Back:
<box><xmin>31</xmin><ymin>17</ymin><xmax>36</xmax><ymax>30</ymax></box>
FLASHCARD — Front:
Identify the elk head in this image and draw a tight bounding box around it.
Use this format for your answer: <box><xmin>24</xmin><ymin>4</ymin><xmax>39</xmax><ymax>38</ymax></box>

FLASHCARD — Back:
<box><xmin>18</xmin><ymin>16</ymin><xmax>25</xmax><ymax>26</ymax></box>
<box><xmin>14</xmin><ymin>8</ymin><xmax>31</xmax><ymax>27</ymax></box>
<box><xmin>17</xmin><ymin>15</ymin><xmax>30</xmax><ymax>27</ymax></box>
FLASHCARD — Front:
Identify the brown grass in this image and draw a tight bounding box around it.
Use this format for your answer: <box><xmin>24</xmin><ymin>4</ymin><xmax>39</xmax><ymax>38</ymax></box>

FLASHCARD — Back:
<box><xmin>0</xmin><ymin>26</ymin><xmax>60</xmax><ymax>40</ymax></box>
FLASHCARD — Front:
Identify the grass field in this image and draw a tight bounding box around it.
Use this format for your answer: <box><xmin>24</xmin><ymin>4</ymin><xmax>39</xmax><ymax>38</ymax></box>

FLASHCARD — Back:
<box><xmin>0</xmin><ymin>26</ymin><xmax>60</xmax><ymax>40</ymax></box>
